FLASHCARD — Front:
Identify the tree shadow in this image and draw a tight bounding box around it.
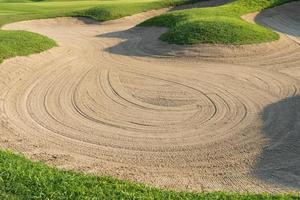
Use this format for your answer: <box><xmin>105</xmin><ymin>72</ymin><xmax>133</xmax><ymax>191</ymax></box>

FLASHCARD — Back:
<box><xmin>255</xmin><ymin>95</ymin><xmax>300</xmax><ymax>189</ymax></box>
<box><xmin>96</xmin><ymin>26</ymin><xmax>188</xmax><ymax>58</ymax></box>
<box><xmin>254</xmin><ymin>1</ymin><xmax>300</xmax><ymax>38</ymax></box>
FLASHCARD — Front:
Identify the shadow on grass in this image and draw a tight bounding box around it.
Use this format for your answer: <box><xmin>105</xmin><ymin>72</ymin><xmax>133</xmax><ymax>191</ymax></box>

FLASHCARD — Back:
<box><xmin>255</xmin><ymin>95</ymin><xmax>300</xmax><ymax>189</ymax></box>
<box><xmin>170</xmin><ymin>0</ymin><xmax>233</xmax><ymax>11</ymax></box>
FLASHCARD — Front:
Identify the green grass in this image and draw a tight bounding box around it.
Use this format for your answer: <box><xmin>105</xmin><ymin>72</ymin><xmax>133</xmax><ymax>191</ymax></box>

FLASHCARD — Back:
<box><xmin>0</xmin><ymin>0</ymin><xmax>192</xmax><ymax>26</ymax></box>
<box><xmin>140</xmin><ymin>0</ymin><xmax>296</xmax><ymax>44</ymax></box>
<box><xmin>0</xmin><ymin>0</ymin><xmax>192</xmax><ymax>64</ymax></box>
<box><xmin>0</xmin><ymin>30</ymin><xmax>56</xmax><ymax>63</ymax></box>
<box><xmin>74</xmin><ymin>0</ymin><xmax>192</xmax><ymax>22</ymax></box>
<box><xmin>0</xmin><ymin>150</ymin><xmax>299</xmax><ymax>199</ymax></box>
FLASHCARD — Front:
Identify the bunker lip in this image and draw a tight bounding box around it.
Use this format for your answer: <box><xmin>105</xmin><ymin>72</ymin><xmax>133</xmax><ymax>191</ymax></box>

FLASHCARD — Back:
<box><xmin>0</xmin><ymin>1</ymin><xmax>300</xmax><ymax>193</ymax></box>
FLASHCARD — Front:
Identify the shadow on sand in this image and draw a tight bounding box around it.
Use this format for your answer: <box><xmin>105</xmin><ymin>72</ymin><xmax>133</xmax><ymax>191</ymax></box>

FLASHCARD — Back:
<box><xmin>96</xmin><ymin>26</ymin><xmax>182</xmax><ymax>57</ymax></box>
<box><xmin>254</xmin><ymin>1</ymin><xmax>300</xmax><ymax>38</ymax></box>
<box><xmin>255</xmin><ymin>95</ymin><xmax>300</xmax><ymax>189</ymax></box>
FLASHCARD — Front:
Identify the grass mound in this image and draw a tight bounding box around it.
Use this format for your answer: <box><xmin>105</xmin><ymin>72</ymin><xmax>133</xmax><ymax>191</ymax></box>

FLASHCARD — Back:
<box><xmin>0</xmin><ymin>30</ymin><xmax>56</xmax><ymax>63</ymax></box>
<box><xmin>140</xmin><ymin>0</ymin><xmax>295</xmax><ymax>45</ymax></box>
<box><xmin>0</xmin><ymin>150</ymin><xmax>299</xmax><ymax>199</ymax></box>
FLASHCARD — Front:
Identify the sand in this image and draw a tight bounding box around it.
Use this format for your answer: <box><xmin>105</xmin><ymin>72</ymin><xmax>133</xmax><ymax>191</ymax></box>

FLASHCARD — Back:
<box><xmin>0</xmin><ymin>0</ymin><xmax>300</xmax><ymax>193</ymax></box>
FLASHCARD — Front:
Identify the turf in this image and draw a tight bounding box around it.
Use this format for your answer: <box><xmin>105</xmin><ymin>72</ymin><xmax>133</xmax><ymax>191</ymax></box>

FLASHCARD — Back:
<box><xmin>0</xmin><ymin>0</ymin><xmax>191</xmax><ymax>63</ymax></box>
<box><xmin>140</xmin><ymin>0</ymin><xmax>296</xmax><ymax>45</ymax></box>
<box><xmin>74</xmin><ymin>0</ymin><xmax>192</xmax><ymax>22</ymax></box>
<box><xmin>0</xmin><ymin>0</ymin><xmax>192</xmax><ymax>26</ymax></box>
<box><xmin>0</xmin><ymin>150</ymin><xmax>299</xmax><ymax>199</ymax></box>
<box><xmin>0</xmin><ymin>30</ymin><xmax>56</xmax><ymax>63</ymax></box>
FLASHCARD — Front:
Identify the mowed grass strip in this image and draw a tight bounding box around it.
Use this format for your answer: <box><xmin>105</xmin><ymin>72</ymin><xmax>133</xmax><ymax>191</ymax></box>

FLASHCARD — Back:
<box><xmin>140</xmin><ymin>0</ymin><xmax>296</xmax><ymax>44</ymax></box>
<box><xmin>0</xmin><ymin>0</ymin><xmax>193</xmax><ymax>26</ymax></box>
<box><xmin>0</xmin><ymin>150</ymin><xmax>299</xmax><ymax>199</ymax></box>
<box><xmin>0</xmin><ymin>0</ymin><xmax>192</xmax><ymax>63</ymax></box>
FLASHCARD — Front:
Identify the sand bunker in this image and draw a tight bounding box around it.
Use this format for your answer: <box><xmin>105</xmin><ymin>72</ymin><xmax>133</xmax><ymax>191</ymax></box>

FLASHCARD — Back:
<box><xmin>0</xmin><ymin>1</ymin><xmax>300</xmax><ymax>193</ymax></box>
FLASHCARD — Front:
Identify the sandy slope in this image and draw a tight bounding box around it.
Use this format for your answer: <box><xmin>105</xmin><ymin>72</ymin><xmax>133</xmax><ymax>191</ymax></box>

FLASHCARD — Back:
<box><xmin>1</xmin><ymin>0</ymin><xmax>300</xmax><ymax>193</ymax></box>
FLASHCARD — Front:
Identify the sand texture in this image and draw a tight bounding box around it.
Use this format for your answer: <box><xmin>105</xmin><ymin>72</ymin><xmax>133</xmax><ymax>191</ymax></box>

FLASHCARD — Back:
<box><xmin>1</xmin><ymin>0</ymin><xmax>300</xmax><ymax>193</ymax></box>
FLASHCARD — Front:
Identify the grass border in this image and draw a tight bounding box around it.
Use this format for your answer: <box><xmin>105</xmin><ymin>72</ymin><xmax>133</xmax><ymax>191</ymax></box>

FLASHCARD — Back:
<box><xmin>1</xmin><ymin>150</ymin><xmax>299</xmax><ymax>199</ymax></box>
